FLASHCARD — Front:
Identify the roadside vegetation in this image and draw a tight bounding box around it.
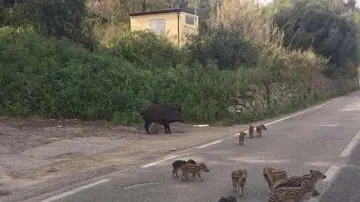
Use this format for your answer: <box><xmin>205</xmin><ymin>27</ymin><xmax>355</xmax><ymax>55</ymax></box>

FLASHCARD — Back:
<box><xmin>0</xmin><ymin>0</ymin><xmax>359</xmax><ymax>125</ymax></box>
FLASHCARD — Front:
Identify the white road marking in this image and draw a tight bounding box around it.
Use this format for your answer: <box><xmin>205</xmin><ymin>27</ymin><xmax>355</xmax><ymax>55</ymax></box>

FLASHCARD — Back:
<box><xmin>323</xmin><ymin>165</ymin><xmax>342</xmax><ymax>182</ymax></box>
<box><xmin>310</xmin><ymin>129</ymin><xmax>360</xmax><ymax>201</ymax></box>
<box><xmin>123</xmin><ymin>182</ymin><xmax>159</xmax><ymax>190</ymax></box>
<box><xmin>195</xmin><ymin>140</ymin><xmax>223</xmax><ymax>149</ymax></box>
<box><xmin>141</xmin><ymin>155</ymin><xmax>180</xmax><ymax>168</ymax></box>
<box><xmin>39</xmin><ymin>98</ymin><xmax>356</xmax><ymax>201</ymax></box>
<box><xmin>143</xmin><ymin>101</ymin><xmax>328</xmax><ymax>168</ymax></box>
<box><xmin>308</xmin><ymin>198</ymin><xmax>319</xmax><ymax>202</ymax></box>
<box><xmin>192</xmin><ymin>124</ymin><xmax>210</xmax><ymax>127</ymax></box>
<box><xmin>233</xmin><ymin>102</ymin><xmax>327</xmax><ymax>137</ymax></box>
<box><xmin>306</xmin><ymin>161</ymin><xmax>331</xmax><ymax>167</ymax></box>
<box><xmin>265</xmin><ymin>103</ymin><xmax>327</xmax><ymax>126</ymax></box>
<box><xmin>41</xmin><ymin>179</ymin><xmax>110</xmax><ymax>202</ymax></box>
<box><xmin>308</xmin><ymin>165</ymin><xmax>344</xmax><ymax>202</ymax></box>
<box><xmin>319</xmin><ymin>124</ymin><xmax>340</xmax><ymax>127</ymax></box>
<box><xmin>228</xmin><ymin>157</ymin><xmax>290</xmax><ymax>164</ymax></box>
<box><xmin>339</xmin><ymin>102</ymin><xmax>360</xmax><ymax>112</ymax></box>
<box><xmin>340</xmin><ymin>130</ymin><xmax>360</xmax><ymax>157</ymax></box>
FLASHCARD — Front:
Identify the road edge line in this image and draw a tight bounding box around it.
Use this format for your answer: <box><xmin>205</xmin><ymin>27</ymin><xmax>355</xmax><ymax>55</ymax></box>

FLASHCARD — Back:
<box><xmin>340</xmin><ymin>130</ymin><xmax>360</xmax><ymax>157</ymax></box>
<box><xmin>41</xmin><ymin>179</ymin><xmax>110</xmax><ymax>202</ymax></box>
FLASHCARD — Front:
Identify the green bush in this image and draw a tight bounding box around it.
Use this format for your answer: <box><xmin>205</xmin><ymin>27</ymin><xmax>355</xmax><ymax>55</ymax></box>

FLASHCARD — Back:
<box><xmin>0</xmin><ymin>0</ymin><xmax>98</xmax><ymax>50</ymax></box>
<box><xmin>0</xmin><ymin>0</ymin><xmax>358</xmax><ymax>127</ymax></box>
<box><xmin>0</xmin><ymin>26</ymin><xmax>252</xmax><ymax>124</ymax></box>
<box><xmin>273</xmin><ymin>0</ymin><xmax>357</xmax><ymax>70</ymax></box>
<box><xmin>184</xmin><ymin>25</ymin><xmax>260</xmax><ymax>70</ymax></box>
<box><xmin>106</xmin><ymin>30</ymin><xmax>182</xmax><ymax>69</ymax></box>
<box><xmin>0</xmin><ymin>26</ymin><xmax>137</xmax><ymax>121</ymax></box>
<box><xmin>255</xmin><ymin>43</ymin><xmax>328</xmax><ymax>83</ymax></box>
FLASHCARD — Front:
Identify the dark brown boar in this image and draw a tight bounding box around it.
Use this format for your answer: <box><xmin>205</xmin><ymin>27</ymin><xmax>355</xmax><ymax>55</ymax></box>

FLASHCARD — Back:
<box><xmin>140</xmin><ymin>103</ymin><xmax>183</xmax><ymax>134</ymax></box>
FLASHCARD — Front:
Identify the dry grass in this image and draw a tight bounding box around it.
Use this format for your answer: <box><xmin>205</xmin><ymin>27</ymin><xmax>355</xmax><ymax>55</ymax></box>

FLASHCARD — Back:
<box><xmin>93</xmin><ymin>21</ymin><xmax>130</xmax><ymax>45</ymax></box>
<box><xmin>208</xmin><ymin>0</ymin><xmax>327</xmax><ymax>79</ymax></box>
<box><xmin>210</xmin><ymin>0</ymin><xmax>279</xmax><ymax>43</ymax></box>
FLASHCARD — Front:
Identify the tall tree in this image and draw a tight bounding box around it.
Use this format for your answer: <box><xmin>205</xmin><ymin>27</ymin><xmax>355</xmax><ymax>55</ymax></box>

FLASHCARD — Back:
<box><xmin>274</xmin><ymin>0</ymin><xmax>357</xmax><ymax>69</ymax></box>
<box><xmin>346</xmin><ymin>0</ymin><xmax>356</xmax><ymax>10</ymax></box>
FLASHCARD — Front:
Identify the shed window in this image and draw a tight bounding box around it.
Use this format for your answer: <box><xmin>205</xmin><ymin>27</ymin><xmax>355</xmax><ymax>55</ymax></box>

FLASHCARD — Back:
<box><xmin>149</xmin><ymin>19</ymin><xmax>166</xmax><ymax>35</ymax></box>
<box><xmin>185</xmin><ymin>15</ymin><xmax>195</xmax><ymax>25</ymax></box>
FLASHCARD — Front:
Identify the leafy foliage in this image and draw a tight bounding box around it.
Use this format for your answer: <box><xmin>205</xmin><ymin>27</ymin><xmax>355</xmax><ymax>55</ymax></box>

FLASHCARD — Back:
<box><xmin>0</xmin><ymin>0</ymin><xmax>97</xmax><ymax>49</ymax></box>
<box><xmin>273</xmin><ymin>0</ymin><xmax>357</xmax><ymax>70</ymax></box>
<box><xmin>184</xmin><ymin>25</ymin><xmax>260</xmax><ymax>70</ymax></box>
<box><xmin>0</xmin><ymin>26</ymin><xmax>249</xmax><ymax>124</ymax></box>
<box><xmin>353</xmin><ymin>12</ymin><xmax>360</xmax><ymax>65</ymax></box>
<box><xmin>0</xmin><ymin>0</ymin><xmax>358</xmax><ymax>125</ymax></box>
<box><xmin>106</xmin><ymin>30</ymin><xmax>182</xmax><ymax>69</ymax></box>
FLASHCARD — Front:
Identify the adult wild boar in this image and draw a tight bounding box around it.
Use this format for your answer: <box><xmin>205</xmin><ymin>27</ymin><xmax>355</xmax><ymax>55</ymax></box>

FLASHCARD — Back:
<box><xmin>140</xmin><ymin>103</ymin><xmax>183</xmax><ymax>134</ymax></box>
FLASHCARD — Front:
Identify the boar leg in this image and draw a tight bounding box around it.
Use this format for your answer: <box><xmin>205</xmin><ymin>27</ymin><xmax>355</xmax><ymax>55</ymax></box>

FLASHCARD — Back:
<box><xmin>172</xmin><ymin>168</ymin><xmax>177</xmax><ymax>178</ymax></box>
<box><xmin>160</xmin><ymin>122</ymin><xmax>167</xmax><ymax>133</ymax></box>
<box><xmin>164</xmin><ymin>122</ymin><xmax>172</xmax><ymax>134</ymax></box>
<box><xmin>197</xmin><ymin>172</ymin><xmax>204</xmax><ymax>182</ymax></box>
<box><xmin>144</xmin><ymin>120</ymin><xmax>151</xmax><ymax>134</ymax></box>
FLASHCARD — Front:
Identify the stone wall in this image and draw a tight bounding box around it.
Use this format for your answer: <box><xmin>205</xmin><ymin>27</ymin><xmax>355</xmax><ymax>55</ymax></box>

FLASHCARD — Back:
<box><xmin>227</xmin><ymin>78</ymin><xmax>359</xmax><ymax>114</ymax></box>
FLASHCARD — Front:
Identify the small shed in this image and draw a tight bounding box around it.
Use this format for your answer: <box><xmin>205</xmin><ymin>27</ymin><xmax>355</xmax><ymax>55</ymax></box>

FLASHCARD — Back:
<box><xmin>129</xmin><ymin>8</ymin><xmax>199</xmax><ymax>47</ymax></box>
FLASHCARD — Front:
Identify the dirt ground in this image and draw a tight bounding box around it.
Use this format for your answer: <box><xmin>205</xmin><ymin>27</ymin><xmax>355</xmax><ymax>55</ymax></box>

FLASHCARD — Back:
<box><xmin>0</xmin><ymin>116</ymin><xmax>249</xmax><ymax>196</ymax></box>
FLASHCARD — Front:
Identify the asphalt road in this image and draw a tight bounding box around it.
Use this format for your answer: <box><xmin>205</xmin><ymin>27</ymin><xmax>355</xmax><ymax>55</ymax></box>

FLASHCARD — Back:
<box><xmin>22</xmin><ymin>91</ymin><xmax>360</xmax><ymax>202</ymax></box>
<box><xmin>320</xmin><ymin>140</ymin><xmax>360</xmax><ymax>202</ymax></box>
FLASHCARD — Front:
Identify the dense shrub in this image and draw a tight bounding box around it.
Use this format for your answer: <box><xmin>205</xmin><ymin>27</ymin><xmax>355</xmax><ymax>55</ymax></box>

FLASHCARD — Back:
<box><xmin>0</xmin><ymin>0</ymin><xmax>358</xmax><ymax>126</ymax></box>
<box><xmin>0</xmin><ymin>26</ymin><xmax>250</xmax><ymax>124</ymax></box>
<box><xmin>106</xmin><ymin>30</ymin><xmax>182</xmax><ymax>69</ymax></box>
<box><xmin>0</xmin><ymin>24</ymin><xmax>350</xmax><ymax>125</ymax></box>
<box><xmin>255</xmin><ymin>43</ymin><xmax>328</xmax><ymax>83</ymax></box>
<box><xmin>0</xmin><ymin>0</ymin><xmax>98</xmax><ymax>50</ymax></box>
<box><xmin>184</xmin><ymin>26</ymin><xmax>260</xmax><ymax>70</ymax></box>
<box><xmin>273</xmin><ymin>0</ymin><xmax>357</xmax><ymax>70</ymax></box>
<box><xmin>0</xmin><ymin>26</ymin><xmax>136</xmax><ymax>121</ymax></box>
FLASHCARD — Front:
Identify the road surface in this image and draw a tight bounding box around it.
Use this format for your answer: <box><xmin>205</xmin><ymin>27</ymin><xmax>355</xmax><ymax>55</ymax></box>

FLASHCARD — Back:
<box><xmin>320</xmin><ymin>140</ymin><xmax>360</xmax><ymax>202</ymax></box>
<box><xmin>18</xmin><ymin>91</ymin><xmax>360</xmax><ymax>202</ymax></box>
